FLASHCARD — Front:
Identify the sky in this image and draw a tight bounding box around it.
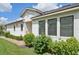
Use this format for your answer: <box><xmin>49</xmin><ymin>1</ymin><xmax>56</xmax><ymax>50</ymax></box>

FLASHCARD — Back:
<box><xmin>0</xmin><ymin>3</ymin><xmax>37</xmax><ymax>21</ymax></box>
<box><xmin>0</xmin><ymin>3</ymin><xmax>69</xmax><ymax>24</ymax></box>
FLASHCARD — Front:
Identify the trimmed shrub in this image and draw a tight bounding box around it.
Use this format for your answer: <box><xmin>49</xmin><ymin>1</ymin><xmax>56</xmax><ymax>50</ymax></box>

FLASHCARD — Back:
<box><xmin>4</xmin><ymin>32</ymin><xmax>10</xmax><ymax>37</ymax></box>
<box><xmin>9</xmin><ymin>34</ymin><xmax>14</xmax><ymax>39</ymax></box>
<box><xmin>4</xmin><ymin>32</ymin><xmax>23</xmax><ymax>40</ymax></box>
<box><xmin>23</xmin><ymin>33</ymin><xmax>35</xmax><ymax>47</ymax></box>
<box><xmin>65</xmin><ymin>37</ymin><xmax>79</xmax><ymax>55</ymax></box>
<box><xmin>9</xmin><ymin>35</ymin><xmax>23</xmax><ymax>40</ymax></box>
<box><xmin>0</xmin><ymin>30</ymin><xmax>4</xmax><ymax>36</ymax></box>
<box><xmin>50</xmin><ymin>37</ymin><xmax>79</xmax><ymax>55</ymax></box>
<box><xmin>33</xmin><ymin>34</ymin><xmax>52</xmax><ymax>54</ymax></box>
<box><xmin>16</xmin><ymin>35</ymin><xmax>23</xmax><ymax>40</ymax></box>
<box><xmin>51</xmin><ymin>40</ymin><xmax>67</xmax><ymax>55</ymax></box>
<box><xmin>0</xmin><ymin>25</ymin><xmax>5</xmax><ymax>36</ymax></box>
<box><xmin>9</xmin><ymin>35</ymin><xmax>18</xmax><ymax>39</ymax></box>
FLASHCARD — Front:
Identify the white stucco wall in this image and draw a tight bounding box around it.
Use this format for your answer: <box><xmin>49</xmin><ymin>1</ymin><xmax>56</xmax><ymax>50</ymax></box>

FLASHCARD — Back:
<box><xmin>6</xmin><ymin>8</ymin><xmax>79</xmax><ymax>40</ymax></box>
<box><xmin>74</xmin><ymin>11</ymin><xmax>79</xmax><ymax>39</ymax></box>
<box><xmin>22</xmin><ymin>11</ymin><xmax>40</xmax><ymax>19</ymax></box>
<box><xmin>32</xmin><ymin>9</ymin><xmax>79</xmax><ymax>40</ymax></box>
<box><xmin>32</xmin><ymin>20</ymin><xmax>39</xmax><ymax>36</ymax></box>
<box><xmin>6</xmin><ymin>21</ymin><xmax>25</xmax><ymax>36</ymax></box>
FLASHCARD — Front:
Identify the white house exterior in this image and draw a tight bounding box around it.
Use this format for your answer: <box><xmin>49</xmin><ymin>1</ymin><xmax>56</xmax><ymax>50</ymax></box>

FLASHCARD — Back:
<box><xmin>5</xmin><ymin>4</ymin><xmax>79</xmax><ymax>40</ymax></box>
<box><xmin>32</xmin><ymin>4</ymin><xmax>79</xmax><ymax>40</ymax></box>
<box><xmin>5</xmin><ymin>8</ymin><xmax>43</xmax><ymax>36</ymax></box>
<box><xmin>6</xmin><ymin>18</ymin><xmax>25</xmax><ymax>36</ymax></box>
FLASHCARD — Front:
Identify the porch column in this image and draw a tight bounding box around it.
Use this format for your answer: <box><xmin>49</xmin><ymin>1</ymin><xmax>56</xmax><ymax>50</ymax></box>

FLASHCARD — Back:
<box><xmin>57</xmin><ymin>17</ymin><xmax>60</xmax><ymax>39</ymax></box>
<box><xmin>23</xmin><ymin>22</ymin><xmax>27</xmax><ymax>34</ymax></box>
<box><xmin>45</xmin><ymin>19</ymin><xmax>48</xmax><ymax>36</ymax></box>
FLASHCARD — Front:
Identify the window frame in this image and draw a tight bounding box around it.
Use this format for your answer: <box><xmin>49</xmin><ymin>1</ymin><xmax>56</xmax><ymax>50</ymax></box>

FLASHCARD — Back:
<box><xmin>39</xmin><ymin>20</ymin><xmax>45</xmax><ymax>35</ymax></box>
<box><xmin>14</xmin><ymin>25</ymin><xmax>15</xmax><ymax>31</ymax></box>
<box><xmin>60</xmin><ymin>15</ymin><xmax>74</xmax><ymax>37</ymax></box>
<box><xmin>21</xmin><ymin>24</ymin><xmax>23</xmax><ymax>31</ymax></box>
<box><xmin>48</xmin><ymin>18</ymin><xmax>57</xmax><ymax>36</ymax></box>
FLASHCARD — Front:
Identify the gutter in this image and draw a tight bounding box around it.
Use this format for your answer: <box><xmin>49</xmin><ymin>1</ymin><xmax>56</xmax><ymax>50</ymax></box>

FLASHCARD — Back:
<box><xmin>32</xmin><ymin>7</ymin><xmax>79</xmax><ymax>20</ymax></box>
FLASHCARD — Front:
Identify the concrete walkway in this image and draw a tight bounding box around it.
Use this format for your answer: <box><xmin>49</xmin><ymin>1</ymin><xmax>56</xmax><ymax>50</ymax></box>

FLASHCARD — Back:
<box><xmin>0</xmin><ymin>36</ymin><xmax>26</xmax><ymax>47</ymax></box>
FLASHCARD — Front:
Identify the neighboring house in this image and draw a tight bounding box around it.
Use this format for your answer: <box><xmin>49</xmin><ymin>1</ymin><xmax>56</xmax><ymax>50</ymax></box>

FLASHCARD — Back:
<box><xmin>5</xmin><ymin>8</ymin><xmax>43</xmax><ymax>36</ymax></box>
<box><xmin>5</xmin><ymin>18</ymin><xmax>25</xmax><ymax>36</ymax></box>
<box><xmin>5</xmin><ymin>4</ymin><xmax>79</xmax><ymax>40</ymax></box>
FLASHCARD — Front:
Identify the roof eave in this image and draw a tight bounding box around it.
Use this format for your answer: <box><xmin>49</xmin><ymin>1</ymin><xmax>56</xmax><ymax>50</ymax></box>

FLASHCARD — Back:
<box><xmin>32</xmin><ymin>7</ymin><xmax>79</xmax><ymax>20</ymax></box>
<box><xmin>5</xmin><ymin>20</ymin><xmax>23</xmax><ymax>25</ymax></box>
<box><xmin>20</xmin><ymin>8</ymin><xmax>44</xmax><ymax>17</ymax></box>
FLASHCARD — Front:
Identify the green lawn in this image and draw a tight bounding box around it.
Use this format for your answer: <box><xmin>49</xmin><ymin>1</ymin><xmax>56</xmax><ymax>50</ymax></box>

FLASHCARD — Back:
<box><xmin>0</xmin><ymin>38</ymin><xmax>36</xmax><ymax>55</ymax></box>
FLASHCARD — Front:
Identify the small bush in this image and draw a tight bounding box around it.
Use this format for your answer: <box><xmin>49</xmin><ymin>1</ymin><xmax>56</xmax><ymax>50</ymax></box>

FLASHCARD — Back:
<box><xmin>50</xmin><ymin>37</ymin><xmax>79</xmax><ymax>55</ymax></box>
<box><xmin>16</xmin><ymin>35</ymin><xmax>23</xmax><ymax>40</ymax></box>
<box><xmin>9</xmin><ymin>34</ymin><xmax>15</xmax><ymax>39</ymax></box>
<box><xmin>9</xmin><ymin>35</ymin><xmax>23</xmax><ymax>40</ymax></box>
<box><xmin>65</xmin><ymin>37</ymin><xmax>79</xmax><ymax>55</ymax></box>
<box><xmin>4</xmin><ymin>32</ymin><xmax>15</xmax><ymax>39</ymax></box>
<box><xmin>10</xmin><ymin>35</ymin><xmax>18</xmax><ymax>39</ymax></box>
<box><xmin>0</xmin><ymin>30</ymin><xmax>4</xmax><ymax>36</ymax></box>
<box><xmin>4</xmin><ymin>32</ymin><xmax>23</xmax><ymax>40</ymax></box>
<box><xmin>51</xmin><ymin>40</ymin><xmax>67</xmax><ymax>55</ymax></box>
<box><xmin>33</xmin><ymin>34</ymin><xmax>52</xmax><ymax>54</ymax></box>
<box><xmin>4</xmin><ymin>32</ymin><xmax>10</xmax><ymax>37</ymax></box>
<box><xmin>23</xmin><ymin>33</ymin><xmax>35</xmax><ymax>47</ymax></box>
<box><xmin>0</xmin><ymin>25</ymin><xmax>5</xmax><ymax>36</ymax></box>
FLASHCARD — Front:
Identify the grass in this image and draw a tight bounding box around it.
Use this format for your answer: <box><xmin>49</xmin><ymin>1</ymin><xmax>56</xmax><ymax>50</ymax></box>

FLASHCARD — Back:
<box><xmin>0</xmin><ymin>38</ymin><xmax>36</xmax><ymax>55</ymax></box>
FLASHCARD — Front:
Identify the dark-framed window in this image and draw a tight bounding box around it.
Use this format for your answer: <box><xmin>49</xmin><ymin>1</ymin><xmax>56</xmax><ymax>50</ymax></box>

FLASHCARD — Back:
<box><xmin>14</xmin><ymin>25</ymin><xmax>15</xmax><ymax>31</ymax></box>
<box><xmin>39</xmin><ymin>20</ymin><xmax>45</xmax><ymax>35</ymax></box>
<box><xmin>6</xmin><ymin>26</ymin><xmax>7</xmax><ymax>30</ymax></box>
<box><xmin>60</xmin><ymin>15</ymin><xmax>74</xmax><ymax>37</ymax></box>
<box><xmin>21</xmin><ymin>24</ymin><xmax>23</xmax><ymax>31</ymax></box>
<box><xmin>48</xmin><ymin>18</ymin><xmax>57</xmax><ymax>35</ymax></box>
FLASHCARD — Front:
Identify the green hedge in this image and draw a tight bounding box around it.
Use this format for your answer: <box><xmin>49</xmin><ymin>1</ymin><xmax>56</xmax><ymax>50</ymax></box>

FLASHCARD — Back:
<box><xmin>33</xmin><ymin>34</ymin><xmax>52</xmax><ymax>54</ymax></box>
<box><xmin>4</xmin><ymin>32</ymin><xmax>23</xmax><ymax>40</ymax></box>
<box><xmin>3</xmin><ymin>32</ymin><xmax>79</xmax><ymax>55</ymax></box>
<box><xmin>0</xmin><ymin>30</ymin><xmax>5</xmax><ymax>36</ymax></box>
<box><xmin>16</xmin><ymin>35</ymin><xmax>23</xmax><ymax>40</ymax></box>
<box><xmin>23</xmin><ymin>33</ymin><xmax>35</xmax><ymax>47</ymax></box>
<box><xmin>33</xmin><ymin>35</ymin><xmax>79</xmax><ymax>55</ymax></box>
<box><xmin>4</xmin><ymin>32</ymin><xmax>10</xmax><ymax>37</ymax></box>
<box><xmin>50</xmin><ymin>37</ymin><xmax>79</xmax><ymax>55</ymax></box>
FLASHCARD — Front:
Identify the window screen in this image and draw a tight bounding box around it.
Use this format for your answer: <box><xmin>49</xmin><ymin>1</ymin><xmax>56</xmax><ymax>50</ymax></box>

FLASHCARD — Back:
<box><xmin>48</xmin><ymin>18</ymin><xmax>57</xmax><ymax>35</ymax></box>
<box><xmin>39</xmin><ymin>20</ymin><xmax>45</xmax><ymax>35</ymax></box>
<box><xmin>60</xmin><ymin>15</ymin><xmax>74</xmax><ymax>36</ymax></box>
<box><xmin>21</xmin><ymin>24</ymin><xmax>23</xmax><ymax>31</ymax></box>
<box><xmin>14</xmin><ymin>25</ymin><xmax>15</xmax><ymax>31</ymax></box>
